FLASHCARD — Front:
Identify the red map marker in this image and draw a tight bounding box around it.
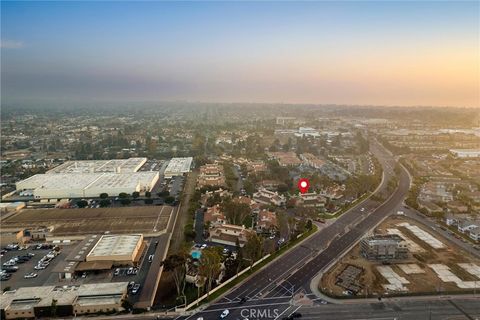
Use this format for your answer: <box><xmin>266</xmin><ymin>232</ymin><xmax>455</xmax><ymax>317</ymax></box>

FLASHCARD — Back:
<box><xmin>298</xmin><ymin>178</ymin><xmax>310</xmax><ymax>194</ymax></box>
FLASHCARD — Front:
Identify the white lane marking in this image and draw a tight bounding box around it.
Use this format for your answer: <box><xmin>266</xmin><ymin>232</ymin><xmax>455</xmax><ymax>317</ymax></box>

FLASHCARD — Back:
<box><xmin>274</xmin><ymin>305</ymin><xmax>294</xmax><ymax>320</ymax></box>
<box><xmin>196</xmin><ymin>301</ymin><xmax>291</xmax><ymax>314</ymax></box>
<box><xmin>287</xmin><ymin>305</ymin><xmax>302</xmax><ymax>317</ymax></box>
<box><xmin>153</xmin><ymin>205</ymin><xmax>166</xmax><ymax>232</ymax></box>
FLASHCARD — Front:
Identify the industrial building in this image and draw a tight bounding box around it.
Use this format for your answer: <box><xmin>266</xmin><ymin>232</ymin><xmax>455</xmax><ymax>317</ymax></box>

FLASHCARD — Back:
<box><xmin>15</xmin><ymin>158</ymin><xmax>159</xmax><ymax>199</ymax></box>
<box><xmin>361</xmin><ymin>234</ymin><xmax>408</xmax><ymax>260</ymax></box>
<box><xmin>0</xmin><ymin>282</ymin><xmax>128</xmax><ymax>319</ymax></box>
<box><xmin>163</xmin><ymin>157</ymin><xmax>193</xmax><ymax>178</ymax></box>
<box><xmin>54</xmin><ymin>234</ymin><xmax>145</xmax><ymax>280</ymax></box>
<box><xmin>86</xmin><ymin>234</ymin><xmax>143</xmax><ymax>264</ymax></box>
<box><xmin>46</xmin><ymin>158</ymin><xmax>147</xmax><ymax>174</ymax></box>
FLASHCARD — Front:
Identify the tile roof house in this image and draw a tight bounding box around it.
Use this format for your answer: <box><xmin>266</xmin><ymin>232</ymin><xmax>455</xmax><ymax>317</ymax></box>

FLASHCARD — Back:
<box><xmin>256</xmin><ymin>210</ymin><xmax>278</xmax><ymax>232</ymax></box>
<box><xmin>197</xmin><ymin>163</ymin><xmax>226</xmax><ymax>189</ymax></box>
<box><xmin>208</xmin><ymin>224</ymin><xmax>254</xmax><ymax>247</ymax></box>
<box><xmin>204</xmin><ymin>204</ymin><xmax>226</xmax><ymax>227</ymax></box>
<box><xmin>295</xmin><ymin>192</ymin><xmax>327</xmax><ymax>208</ymax></box>
<box><xmin>447</xmin><ymin>201</ymin><xmax>469</xmax><ymax>213</ymax></box>
<box><xmin>253</xmin><ymin>187</ymin><xmax>286</xmax><ymax>207</ymax></box>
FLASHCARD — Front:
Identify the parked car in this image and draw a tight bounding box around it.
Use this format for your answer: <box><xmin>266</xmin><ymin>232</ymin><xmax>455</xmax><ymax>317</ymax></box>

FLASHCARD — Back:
<box><xmin>0</xmin><ymin>274</ymin><xmax>11</xmax><ymax>281</ymax></box>
<box><xmin>131</xmin><ymin>284</ymin><xmax>141</xmax><ymax>294</ymax></box>
<box><xmin>24</xmin><ymin>272</ymin><xmax>38</xmax><ymax>279</ymax></box>
<box><xmin>2</xmin><ymin>266</ymin><xmax>19</xmax><ymax>273</ymax></box>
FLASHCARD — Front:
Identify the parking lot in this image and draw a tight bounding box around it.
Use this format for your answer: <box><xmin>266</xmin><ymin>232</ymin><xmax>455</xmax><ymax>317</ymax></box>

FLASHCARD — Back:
<box><xmin>0</xmin><ymin>237</ymin><xmax>158</xmax><ymax>294</ymax></box>
<box><xmin>1</xmin><ymin>244</ymin><xmax>66</xmax><ymax>289</ymax></box>
<box><xmin>168</xmin><ymin>176</ymin><xmax>185</xmax><ymax>199</ymax></box>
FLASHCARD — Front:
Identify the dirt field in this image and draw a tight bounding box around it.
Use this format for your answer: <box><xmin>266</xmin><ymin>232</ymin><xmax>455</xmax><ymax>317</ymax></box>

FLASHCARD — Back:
<box><xmin>2</xmin><ymin>206</ymin><xmax>173</xmax><ymax>236</ymax></box>
<box><xmin>321</xmin><ymin>216</ymin><xmax>480</xmax><ymax>297</ymax></box>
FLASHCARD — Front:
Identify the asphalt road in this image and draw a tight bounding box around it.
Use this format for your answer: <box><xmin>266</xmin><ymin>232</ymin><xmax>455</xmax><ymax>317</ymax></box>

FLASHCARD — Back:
<box><xmin>137</xmin><ymin>206</ymin><xmax>178</xmax><ymax>308</ymax></box>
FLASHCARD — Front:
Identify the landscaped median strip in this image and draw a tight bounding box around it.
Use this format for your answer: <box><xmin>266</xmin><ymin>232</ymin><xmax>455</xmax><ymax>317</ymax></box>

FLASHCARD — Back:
<box><xmin>183</xmin><ymin>224</ymin><xmax>319</xmax><ymax>311</ymax></box>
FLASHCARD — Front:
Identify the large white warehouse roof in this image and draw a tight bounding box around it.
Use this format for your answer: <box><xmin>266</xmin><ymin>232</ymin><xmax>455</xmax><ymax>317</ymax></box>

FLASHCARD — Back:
<box><xmin>164</xmin><ymin>157</ymin><xmax>193</xmax><ymax>178</ymax></box>
<box><xmin>47</xmin><ymin>157</ymin><xmax>147</xmax><ymax>174</ymax></box>
<box><xmin>87</xmin><ymin>234</ymin><xmax>143</xmax><ymax>259</ymax></box>
<box><xmin>16</xmin><ymin>158</ymin><xmax>159</xmax><ymax>199</ymax></box>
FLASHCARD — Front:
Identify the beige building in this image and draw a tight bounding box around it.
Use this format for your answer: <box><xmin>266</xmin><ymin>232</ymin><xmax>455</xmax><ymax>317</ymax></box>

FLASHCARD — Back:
<box><xmin>208</xmin><ymin>224</ymin><xmax>254</xmax><ymax>247</ymax></box>
<box><xmin>86</xmin><ymin>234</ymin><xmax>143</xmax><ymax>265</ymax></box>
<box><xmin>0</xmin><ymin>227</ymin><xmax>52</xmax><ymax>246</ymax></box>
<box><xmin>197</xmin><ymin>163</ymin><xmax>226</xmax><ymax>189</ymax></box>
<box><xmin>0</xmin><ymin>283</ymin><xmax>128</xmax><ymax>319</ymax></box>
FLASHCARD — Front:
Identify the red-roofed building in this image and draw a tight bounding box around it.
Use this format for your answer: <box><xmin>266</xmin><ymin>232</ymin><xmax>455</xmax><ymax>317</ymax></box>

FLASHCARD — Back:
<box><xmin>204</xmin><ymin>204</ymin><xmax>226</xmax><ymax>227</ymax></box>
<box><xmin>256</xmin><ymin>210</ymin><xmax>278</xmax><ymax>232</ymax></box>
<box><xmin>208</xmin><ymin>224</ymin><xmax>254</xmax><ymax>247</ymax></box>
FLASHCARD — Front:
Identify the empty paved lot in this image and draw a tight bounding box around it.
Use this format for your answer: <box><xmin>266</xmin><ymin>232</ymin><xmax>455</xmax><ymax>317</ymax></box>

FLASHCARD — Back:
<box><xmin>3</xmin><ymin>206</ymin><xmax>174</xmax><ymax>236</ymax></box>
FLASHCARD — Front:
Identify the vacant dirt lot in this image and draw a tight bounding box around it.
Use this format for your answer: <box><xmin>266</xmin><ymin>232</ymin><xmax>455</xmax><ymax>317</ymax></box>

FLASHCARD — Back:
<box><xmin>2</xmin><ymin>206</ymin><xmax>173</xmax><ymax>235</ymax></box>
<box><xmin>321</xmin><ymin>216</ymin><xmax>480</xmax><ymax>297</ymax></box>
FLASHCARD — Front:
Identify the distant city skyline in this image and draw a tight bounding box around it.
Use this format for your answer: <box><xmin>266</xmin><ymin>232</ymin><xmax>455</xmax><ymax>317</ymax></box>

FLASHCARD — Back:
<box><xmin>1</xmin><ymin>1</ymin><xmax>479</xmax><ymax>108</ymax></box>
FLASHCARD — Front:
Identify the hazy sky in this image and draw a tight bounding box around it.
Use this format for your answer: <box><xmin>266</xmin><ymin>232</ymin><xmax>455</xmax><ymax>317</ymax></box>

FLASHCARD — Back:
<box><xmin>1</xmin><ymin>1</ymin><xmax>479</xmax><ymax>108</ymax></box>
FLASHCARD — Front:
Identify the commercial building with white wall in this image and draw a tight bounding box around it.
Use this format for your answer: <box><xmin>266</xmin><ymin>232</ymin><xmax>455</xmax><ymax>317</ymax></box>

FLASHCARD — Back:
<box><xmin>86</xmin><ymin>234</ymin><xmax>143</xmax><ymax>264</ymax></box>
<box><xmin>0</xmin><ymin>282</ymin><xmax>128</xmax><ymax>319</ymax></box>
<box><xmin>164</xmin><ymin>157</ymin><xmax>193</xmax><ymax>178</ymax></box>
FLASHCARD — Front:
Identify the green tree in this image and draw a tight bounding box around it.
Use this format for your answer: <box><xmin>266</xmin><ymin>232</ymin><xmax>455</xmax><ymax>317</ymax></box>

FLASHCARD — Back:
<box><xmin>121</xmin><ymin>299</ymin><xmax>133</xmax><ymax>311</ymax></box>
<box><xmin>242</xmin><ymin>232</ymin><xmax>264</xmax><ymax>269</ymax></box>
<box><xmin>157</xmin><ymin>190</ymin><xmax>170</xmax><ymax>197</ymax></box>
<box><xmin>99</xmin><ymin>199</ymin><xmax>111</xmax><ymax>207</ymax></box>
<box><xmin>165</xmin><ymin>196</ymin><xmax>175</xmax><ymax>204</ymax></box>
<box><xmin>118</xmin><ymin>192</ymin><xmax>129</xmax><ymax>199</ymax></box>
<box><xmin>184</xmin><ymin>223</ymin><xmax>196</xmax><ymax>241</ymax></box>
<box><xmin>99</xmin><ymin>193</ymin><xmax>109</xmax><ymax>199</ymax></box>
<box><xmin>276</xmin><ymin>211</ymin><xmax>289</xmax><ymax>240</ymax></box>
<box><xmin>120</xmin><ymin>198</ymin><xmax>131</xmax><ymax>206</ymax></box>
<box><xmin>132</xmin><ymin>191</ymin><xmax>140</xmax><ymax>199</ymax></box>
<box><xmin>199</xmin><ymin>247</ymin><xmax>222</xmax><ymax>297</ymax></box>
<box><xmin>51</xmin><ymin>299</ymin><xmax>58</xmax><ymax>317</ymax></box>
<box><xmin>306</xmin><ymin>219</ymin><xmax>313</xmax><ymax>230</ymax></box>
<box><xmin>76</xmin><ymin>200</ymin><xmax>88</xmax><ymax>208</ymax></box>
<box><xmin>222</xmin><ymin>200</ymin><xmax>251</xmax><ymax>226</ymax></box>
<box><xmin>145</xmin><ymin>191</ymin><xmax>151</xmax><ymax>198</ymax></box>
<box><xmin>162</xmin><ymin>253</ymin><xmax>187</xmax><ymax>303</ymax></box>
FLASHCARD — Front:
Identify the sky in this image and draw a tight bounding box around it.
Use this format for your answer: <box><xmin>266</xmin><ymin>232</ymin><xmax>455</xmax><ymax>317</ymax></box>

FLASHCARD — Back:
<box><xmin>1</xmin><ymin>1</ymin><xmax>479</xmax><ymax>108</ymax></box>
